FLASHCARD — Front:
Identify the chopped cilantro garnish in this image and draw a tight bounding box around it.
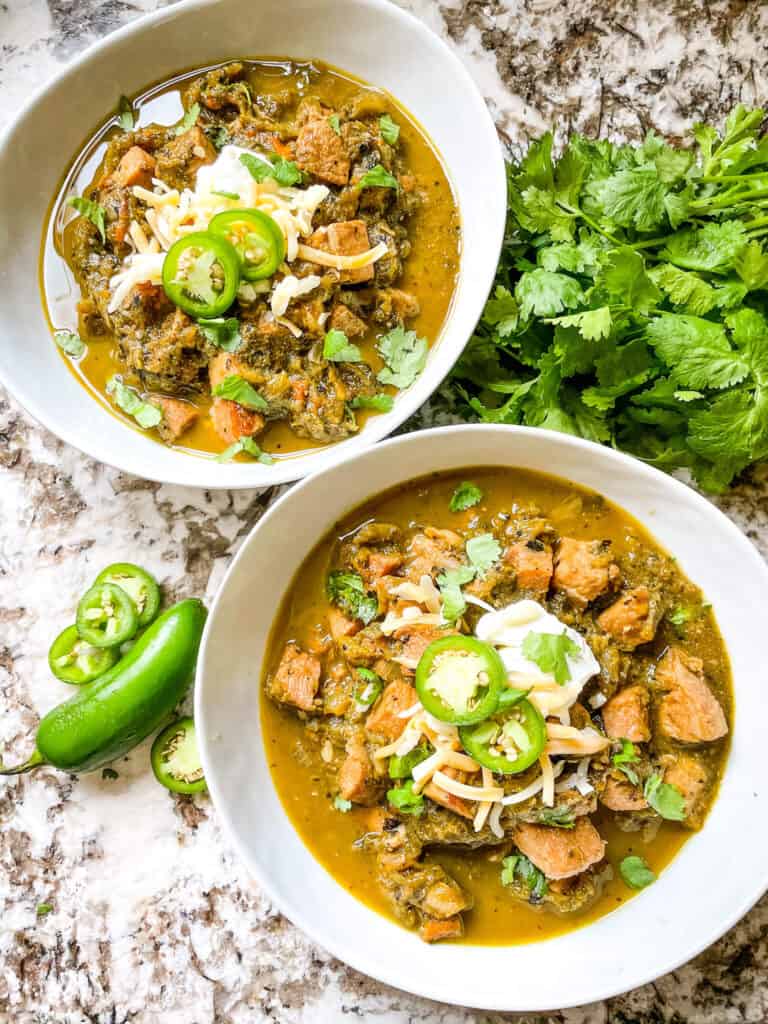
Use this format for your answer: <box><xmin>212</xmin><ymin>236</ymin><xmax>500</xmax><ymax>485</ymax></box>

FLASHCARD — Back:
<box><xmin>389</xmin><ymin>744</ymin><xmax>431</xmax><ymax>780</ymax></box>
<box><xmin>106</xmin><ymin>376</ymin><xmax>162</xmax><ymax>430</ymax></box>
<box><xmin>465</xmin><ymin>533</ymin><xmax>501</xmax><ymax>575</ymax></box>
<box><xmin>620</xmin><ymin>855</ymin><xmax>656</xmax><ymax>890</ymax></box>
<box><xmin>174</xmin><ymin>102</ymin><xmax>200</xmax><ymax>135</ymax></box>
<box><xmin>239</xmin><ymin>151</ymin><xmax>303</xmax><ymax>186</ymax></box>
<box><xmin>54</xmin><ymin>329</ymin><xmax>85</xmax><ymax>359</ymax></box>
<box><xmin>501</xmin><ymin>854</ymin><xmax>548</xmax><ymax>900</ymax></box>
<box><xmin>537</xmin><ymin>805</ymin><xmax>576</xmax><ymax>828</ymax></box>
<box><xmin>67</xmin><ymin>196</ymin><xmax>106</xmax><ymax>243</ymax></box>
<box><xmin>328</xmin><ymin>114</ymin><xmax>341</xmax><ymax>135</ymax></box>
<box><xmin>323</xmin><ymin>329</ymin><xmax>363</xmax><ymax>363</ymax></box>
<box><xmin>521</xmin><ymin>630</ymin><xmax>580</xmax><ymax>685</ymax></box>
<box><xmin>349</xmin><ymin>393</ymin><xmax>394</xmax><ymax>412</ymax></box>
<box><xmin>449</xmin><ymin>481</ymin><xmax>484</xmax><ymax>512</ymax></box>
<box><xmin>326</xmin><ymin>571</ymin><xmax>378</xmax><ymax>625</ymax></box>
<box><xmin>117</xmin><ymin>95</ymin><xmax>135</xmax><ymax>131</ymax></box>
<box><xmin>216</xmin><ymin>437</ymin><xmax>275</xmax><ymax>464</ymax></box>
<box><xmin>353</xmin><ymin>667</ymin><xmax>383</xmax><ymax>707</ymax></box>
<box><xmin>333</xmin><ymin>795</ymin><xmax>352</xmax><ymax>812</ymax></box>
<box><xmin>644</xmin><ymin>773</ymin><xmax>686</xmax><ymax>821</ymax></box>
<box><xmin>436</xmin><ymin>565</ymin><xmax>476</xmax><ymax>622</ymax></box>
<box><xmin>386</xmin><ymin>779</ymin><xmax>424</xmax><ymax>815</ymax></box>
<box><xmin>379</xmin><ymin>114</ymin><xmax>400</xmax><ymax>145</ymax></box>
<box><xmin>197</xmin><ymin>316</ymin><xmax>242</xmax><ymax>352</ymax></box>
<box><xmin>357</xmin><ymin>164</ymin><xmax>399</xmax><ymax>190</ymax></box>
<box><xmin>211</xmin><ymin>374</ymin><xmax>268</xmax><ymax>411</ymax></box>
<box><xmin>376</xmin><ymin>327</ymin><xmax>428</xmax><ymax>389</ymax></box>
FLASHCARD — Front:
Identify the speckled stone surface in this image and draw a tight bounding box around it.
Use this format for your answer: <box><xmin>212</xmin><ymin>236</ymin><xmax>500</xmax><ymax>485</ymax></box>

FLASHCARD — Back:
<box><xmin>1</xmin><ymin>1</ymin><xmax>767</xmax><ymax>1021</ymax></box>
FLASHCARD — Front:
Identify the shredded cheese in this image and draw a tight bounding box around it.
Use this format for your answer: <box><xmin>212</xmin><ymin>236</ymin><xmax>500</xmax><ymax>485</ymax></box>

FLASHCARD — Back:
<box><xmin>473</xmin><ymin>767</ymin><xmax>495</xmax><ymax>833</ymax></box>
<box><xmin>431</xmin><ymin>770</ymin><xmax>504</xmax><ymax>803</ymax></box>
<box><xmin>488</xmin><ymin>801</ymin><xmax>504</xmax><ymax>838</ymax></box>
<box><xmin>500</xmin><ymin>761</ymin><xmax>565</xmax><ymax>806</ymax></box>
<box><xmin>539</xmin><ymin>752</ymin><xmax>555</xmax><ymax>807</ymax></box>
<box><xmin>545</xmin><ymin>725</ymin><xmax>610</xmax><ymax>756</ymax></box>
<box><xmin>296</xmin><ymin>241</ymin><xmax>388</xmax><ymax>271</ymax></box>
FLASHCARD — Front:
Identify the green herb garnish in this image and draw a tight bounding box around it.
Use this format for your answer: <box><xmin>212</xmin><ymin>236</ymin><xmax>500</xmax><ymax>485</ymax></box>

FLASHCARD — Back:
<box><xmin>379</xmin><ymin>114</ymin><xmax>400</xmax><ymax>145</ymax></box>
<box><xmin>349</xmin><ymin>393</ymin><xmax>394</xmax><ymax>412</ymax></box>
<box><xmin>334</xmin><ymin>795</ymin><xmax>352</xmax><ymax>812</ymax></box>
<box><xmin>537</xmin><ymin>805</ymin><xmax>576</xmax><ymax>828</ymax></box>
<box><xmin>358</xmin><ymin>164</ymin><xmax>399</xmax><ymax>190</ymax></box>
<box><xmin>174</xmin><ymin>102</ymin><xmax>200</xmax><ymax>135</ymax></box>
<box><xmin>389</xmin><ymin>744</ymin><xmax>431</xmax><ymax>780</ymax></box>
<box><xmin>326</xmin><ymin>571</ymin><xmax>378</xmax><ymax>625</ymax></box>
<box><xmin>106</xmin><ymin>376</ymin><xmax>162</xmax><ymax>429</ymax></box>
<box><xmin>328</xmin><ymin>114</ymin><xmax>341</xmax><ymax>135</ymax></box>
<box><xmin>211</xmin><ymin>189</ymin><xmax>240</xmax><ymax>200</ymax></box>
<box><xmin>644</xmin><ymin>773</ymin><xmax>686</xmax><ymax>821</ymax></box>
<box><xmin>436</xmin><ymin>566</ymin><xmax>476</xmax><ymax>621</ymax></box>
<box><xmin>449</xmin><ymin>482</ymin><xmax>483</xmax><ymax>512</ymax></box>
<box><xmin>54</xmin><ymin>329</ymin><xmax>86</xmax><ymax>358</ymax></box>
<box><xmin>197</xmin><ymin>316</ymin><xmax>242</xmax><ymax>352</ymax></box>
<box><xmin>612</xmin><ymin>738</ymin><xmax>640</xmax><ymax>785</ymax></box>
<box><xmin>501</xmin><ymin>854</ymin><xmax>548</xmax><ymax>899</ymax></box>
<box><xmin>386</xmin><ymin>779</ymin><xmax>424</xmax><ymax>815</ymax></box>
<box><xmin>619</xmin><ymin>855</ymin><xmax>656</xmax><ymax>889</ymax></box>
<box><xmin>117</xmin><ymin>95</ymin><xmax>135</xmax><ymax>131</ymax></box>
<box><xmin>465</xmin><ymin>533</ymin><xmax>501</xmax><ymax>575</ymax></box>
<box><xmin>521</xmin><ymin>631</ymin><xmax>580</xmax><ymax>685</ymax></box>
<box><xmin>376</xmin><ymin>327</ymin><xmax>428</xmax><ymax>389</ymax></box>
<box><xmin>239</xmin><ymin>151</ymin><xmax>303</xmax><ymax>186</ymax></box>
<box><xmin>449</xmin><ymin>107</ymin><xmax>768</xmax><ymax>492</ymax></box>
<box><xmin>67</xmin><ymin>196</ymin><xmax>106</xmax><ymax>243</ymax></box>
<box><xmin>323</xmin><ymin>329</ymin><xmax>363</xmax><ymax>363</ymax></box>
<box><xmin>216</xmin><ymin>437</ymin><xmax>275</xmax><ymax>464</ymax></box>
<box><xmin>211</xmin><ymin>374</ymin><xmax>268</xmax><ymax>411</ymax></box>
<box><xmin>354</xmin><ymin>667</ymin><xmax>383</xmax><ymax>707</ymax></box>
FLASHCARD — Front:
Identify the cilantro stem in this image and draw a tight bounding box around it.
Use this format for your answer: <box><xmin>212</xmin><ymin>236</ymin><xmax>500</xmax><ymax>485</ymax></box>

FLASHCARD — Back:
<box><xmin>699</xmin><ymin>172</ymin><xmax>768</xmax><ymax>184</ymax></box>
<box><xmin>556</xmin><ymin>201</ymin><xmax>621</xmax><ymax>245</ymax></box>
<box><xmin>691</xmin><ymin>188</ymin><xmax>768</xmax><ymax>210</ymax></box>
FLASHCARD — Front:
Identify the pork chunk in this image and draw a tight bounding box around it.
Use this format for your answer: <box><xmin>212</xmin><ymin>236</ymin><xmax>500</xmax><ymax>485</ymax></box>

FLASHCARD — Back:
<box><xmin>654</xmin><ymin>647</ymin><xmax>728</xmax><ymax>744</ymax></box>
<box><xmin>296</xmin><ymin>113</ymin><xmax>351</xmax><ymax>186</ymax></box>
<box><xmin>210</xmin><ymin>399</ymin><xmax>265</xmax><ymax>445</ymax></box>
<box><xmin>151</xmin><ymin>395</ymin><xmax>199</xmax><ymax>443</ymax></box>
<box><xmin>338</xmin><ymin>739</ymin><xmax>378</xmax><ymax>804</ymax></box>
<box><xmin>602</xmin><ymin>684</ymin><xmax>651</xmax><ymax>743</ymax></box>
<box><xmin>268</xmin><ymin>644</ymin><xmax>321</xmax><ymax>711</ymax></box>
<box><xmin>154</xmin><ymin>127</ymin><xmax>217</xmax><ymax>190</ymax></box>
<box><xmin>600</xmin><ymin>774</ymin><xmax>648</xmax><ymax>811</ymax></box>
<box><xmin>420</xmin><ymin>916</ymin><xmax>463</xmax><ymax>943</ymax></box>
<box><xmin>514</xmin><ymin>817</ymin><xmax>606</xmax><ymax>880</ymax></box>
<box><xmin>306</xmin><ymin>219</ymin><xmax>373</xmax><ymax>283</ymax></box>
<box><xmin>328</xmin><ymin>607</ymin><xmax>361</xmax><ymax>642</ymax></box>
<box><xmin>423</xmin><ymin>770</ymin><xmax>474</xmax><ymax>820</ymax></box>
<box><xmin>661</xmin><ymin>752</ymin><xmax>710</xmax><ymax>828</ymax></box>
<box><xmin>597</xmin><ymin>586</ymin><xmax>660</xmax><ymax>650</ymax></box>
<box><xmin>406</xmin><ymin>527</ymin><xmax>463</xmax><ymax>581</ymax></box>
<box><xmin>504</xmin><ymin>541</ymin><xmax>553</xmax><ymax>596</ymax></box>
<box><xmin>113</xmin><ymin>146</ymin><xmax>156</xmax><ymax>189</ymax></box>
<box><xmin>329</xmin><ymin>303</ymin><xmax>368</xmax><ymax>338</ymax></box>
<box><xmin>553</xmin><ymin>538</ymin><xmax>620</xmax><ymax>608</ymax></box>
<box><xmin>208</xmin><ymin>351</ymin><xmax>262</xmax><ymax>391</ymax></box>
<box><xmin>366</xmin><ymin>680</ymin><xmax>417</xmax><ymax>740</ymax></box>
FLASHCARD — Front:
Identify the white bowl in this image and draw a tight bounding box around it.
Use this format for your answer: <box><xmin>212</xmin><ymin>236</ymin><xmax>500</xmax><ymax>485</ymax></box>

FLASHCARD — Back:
<box><xmin>0</xmin><ymin>0</ymin><xmax>505</xmax><ymax>489</ymax></box>
<box><xmin>196</xmin><ymin>424</ymin><xmax>768</xmax><ymax>1011</ymax></box>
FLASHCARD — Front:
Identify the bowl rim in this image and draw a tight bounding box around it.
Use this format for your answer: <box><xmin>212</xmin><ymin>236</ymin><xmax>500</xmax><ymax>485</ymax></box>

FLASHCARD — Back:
<box><xmin>0</xmin><ymin>0</ymin><xmax>506</xmax><ymax>489</ymax></box>
<box><xmin>195</xmin><ymin>422</ymin><xmax>768</xmax><ymax>1010</ymax></box>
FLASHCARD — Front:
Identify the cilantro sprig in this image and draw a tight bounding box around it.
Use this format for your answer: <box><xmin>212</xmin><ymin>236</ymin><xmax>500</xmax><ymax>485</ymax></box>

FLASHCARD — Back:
<box><xmin>450</xmin><ymin>106</ymin><xmax>768</xmax><ymax>491</ymax></box>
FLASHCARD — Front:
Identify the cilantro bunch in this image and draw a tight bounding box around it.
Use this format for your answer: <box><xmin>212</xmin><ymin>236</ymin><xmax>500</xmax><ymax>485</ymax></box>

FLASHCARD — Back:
<box><xmin>451</xmin><ymin>106</ymin><xmax>768</xmax><ymax>491</ymax></box>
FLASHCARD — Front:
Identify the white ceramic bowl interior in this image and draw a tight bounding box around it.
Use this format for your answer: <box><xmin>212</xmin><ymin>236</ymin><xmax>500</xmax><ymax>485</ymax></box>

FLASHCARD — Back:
<box><xmin>196</xmin><ymin>425</ymin><xmax>768</xmax><ymax>1011</ymax></box>
<box><xmin>0</xmin><ymin>0</ymin><xmax>505</xmax><ymax>489</ymax></box>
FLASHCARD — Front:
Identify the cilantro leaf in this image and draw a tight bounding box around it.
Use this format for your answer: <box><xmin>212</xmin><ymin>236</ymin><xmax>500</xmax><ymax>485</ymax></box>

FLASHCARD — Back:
<box><xmin>649</xmin><ymin>264</ymin><xmax>717</xmax><ymax>316</ymax></box>
<box><xmin>734</xmin><ymin>240</ymin><xmax>768</xmax><ymax>291</ymax></box>
<box><xmin>465</xmin><ymin>533</ymin><xmax>501</xmax><ymax>575</ymax></box>
<box><xmin>387</xmin><ymin>780</ymin><xmax>424</xmax><ymax>815</ymax></box>
<box><xmin>587</xmin><ymin>167</ymin><xmax>670</xmax><ymax>231</ymax></box>
<box><xmin>198</xmin><ymin>317</ymin><xmax>241</xmax><ymax>352</ymax></box>
<box><xmin>377</xmin><ymin>327</ymin><xmax>428</xmax><ymax>389</ymax></box>
<box><xmin>620</xmin><ymin>855</ymin><xmax>656</xmax><ymax>890</ymax></box>
<box><xmin>106</xmin><ymin>376</ymin><xmax>162</xmax><ymax>430</ymax></box>
<box><xmin>211</xmin><ymin>374</ymin><xmax>268</xmax><ymax>411</ymax></box>
<box><xmin>516</xmin><ymin>269</ymin><xmax>584</xmax><ymax>320</ymax></box>
<box><xmin>117</xmin><ymin>95</ymin><xmax>135</xmax><ymax>131</ymax></box>
<box><xmin>521</xmin><ymin>630</ymin><xmax>580</xmax><ymax>684</ymax></box>
<box><xmin>538</xmin><ymin>805</ymin><xmax>576</xmax><ymax>828</ymax></box>
<box><xmin>612</xmin><ymin>738</ymin><xmax>638</xmax><ymax>766</ymax></box>
<box><xmin>436</xmin><ymin>566</ymin><xmax>476</xmax><ymax>621</ymax></box>
<box><xmin>349</xmin><ymin>393</ymin><xmax>394</xmax><ymax>412</ymax></box>
<box><xmin>326</xmin><ymin>571</ymin><xmax>378</xmax><ymax>625</ymax></box>
<box><xmin>645</xmin><ymin>314</ymin><xmax>750</xmax><ymax>390</ymax></box>
<box><xmin>67</xmin><ymin>196</ymin><xmax>106</xmax><ymax>243</ymax></box>
<box><xmin>174</xmin><ymin>102</ymin><xmax>200</xmax><ymax>136</ymax></box>
<box><xmin>239</xmin><ymin>151</ymin><xmax>303</xmax><ymax>186</ymax></box>
<box><xmin>597</xmin><ymin>248</ymin><xmax>661</xmax><ymax>314</ymax></box>
<box><xmin>216</xmin><ymin>437</ymin><xmax>275</xmax><ymax>464</ymax></box>
<box><xmin>54</xmin><ymin>329</ymin><xmax>86</xmax><ymax>358</ymax></box>
<box><xmin>333</xmin><ymin>796</ymin><xmax>352</xmax><ymax>812</ymax></box>
<box><xmin>483</xmin><ymin>285</ymin><xmax>519</xmax><ymax>337</ymax></box>
<box><xmin>644</xmin><ymin>773</ymin><xmax>686</xmax><ymax>821</ymax></box>
<box><xmin>328</xmin><ymin>114</ymin><xmax>341</xmax><ymax>135</ymax></box>
<box><xmin>379</xmin><ymin>114</ymin><xmax>400</xmax><ymax>145</ymax></box>
<box><xmin>323</xmin><ymin>329</ymin><xmax>363</xmax><ymax>362</ymax></box>
<box><xmin>661</xmin><ymin>221</ymin><xmax>747</xmax><ymax>273</ymax></box>
<box><xmin>389</xmin><ymin>744</ymin><xmax>431</xmax><ymax>780</ymax></box>
<box><xmin>549</xmin><ymin>306</ymin><xmax>612</xmax><ymax>341</ymax></box>
<box><xmin>449</xmin><ymin>481</ymin><xmax>484</xmax><ymax>512</ymax></box>
<box><xmin>504</xmin><ymin>854</ymin><xmax>548</xmax><ymax>900</ymax></box>
<box><xmin>358</xmin><ymin>164</ymin><xmax>399</xmax><ymax>190</ymax></box>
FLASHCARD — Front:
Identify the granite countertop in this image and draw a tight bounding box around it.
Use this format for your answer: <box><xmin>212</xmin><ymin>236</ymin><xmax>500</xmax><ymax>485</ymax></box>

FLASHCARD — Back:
<box><xmin>1</xmin><ymin>1</ymin><xmax>767</xmax><ymax>1021</ymax></box>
